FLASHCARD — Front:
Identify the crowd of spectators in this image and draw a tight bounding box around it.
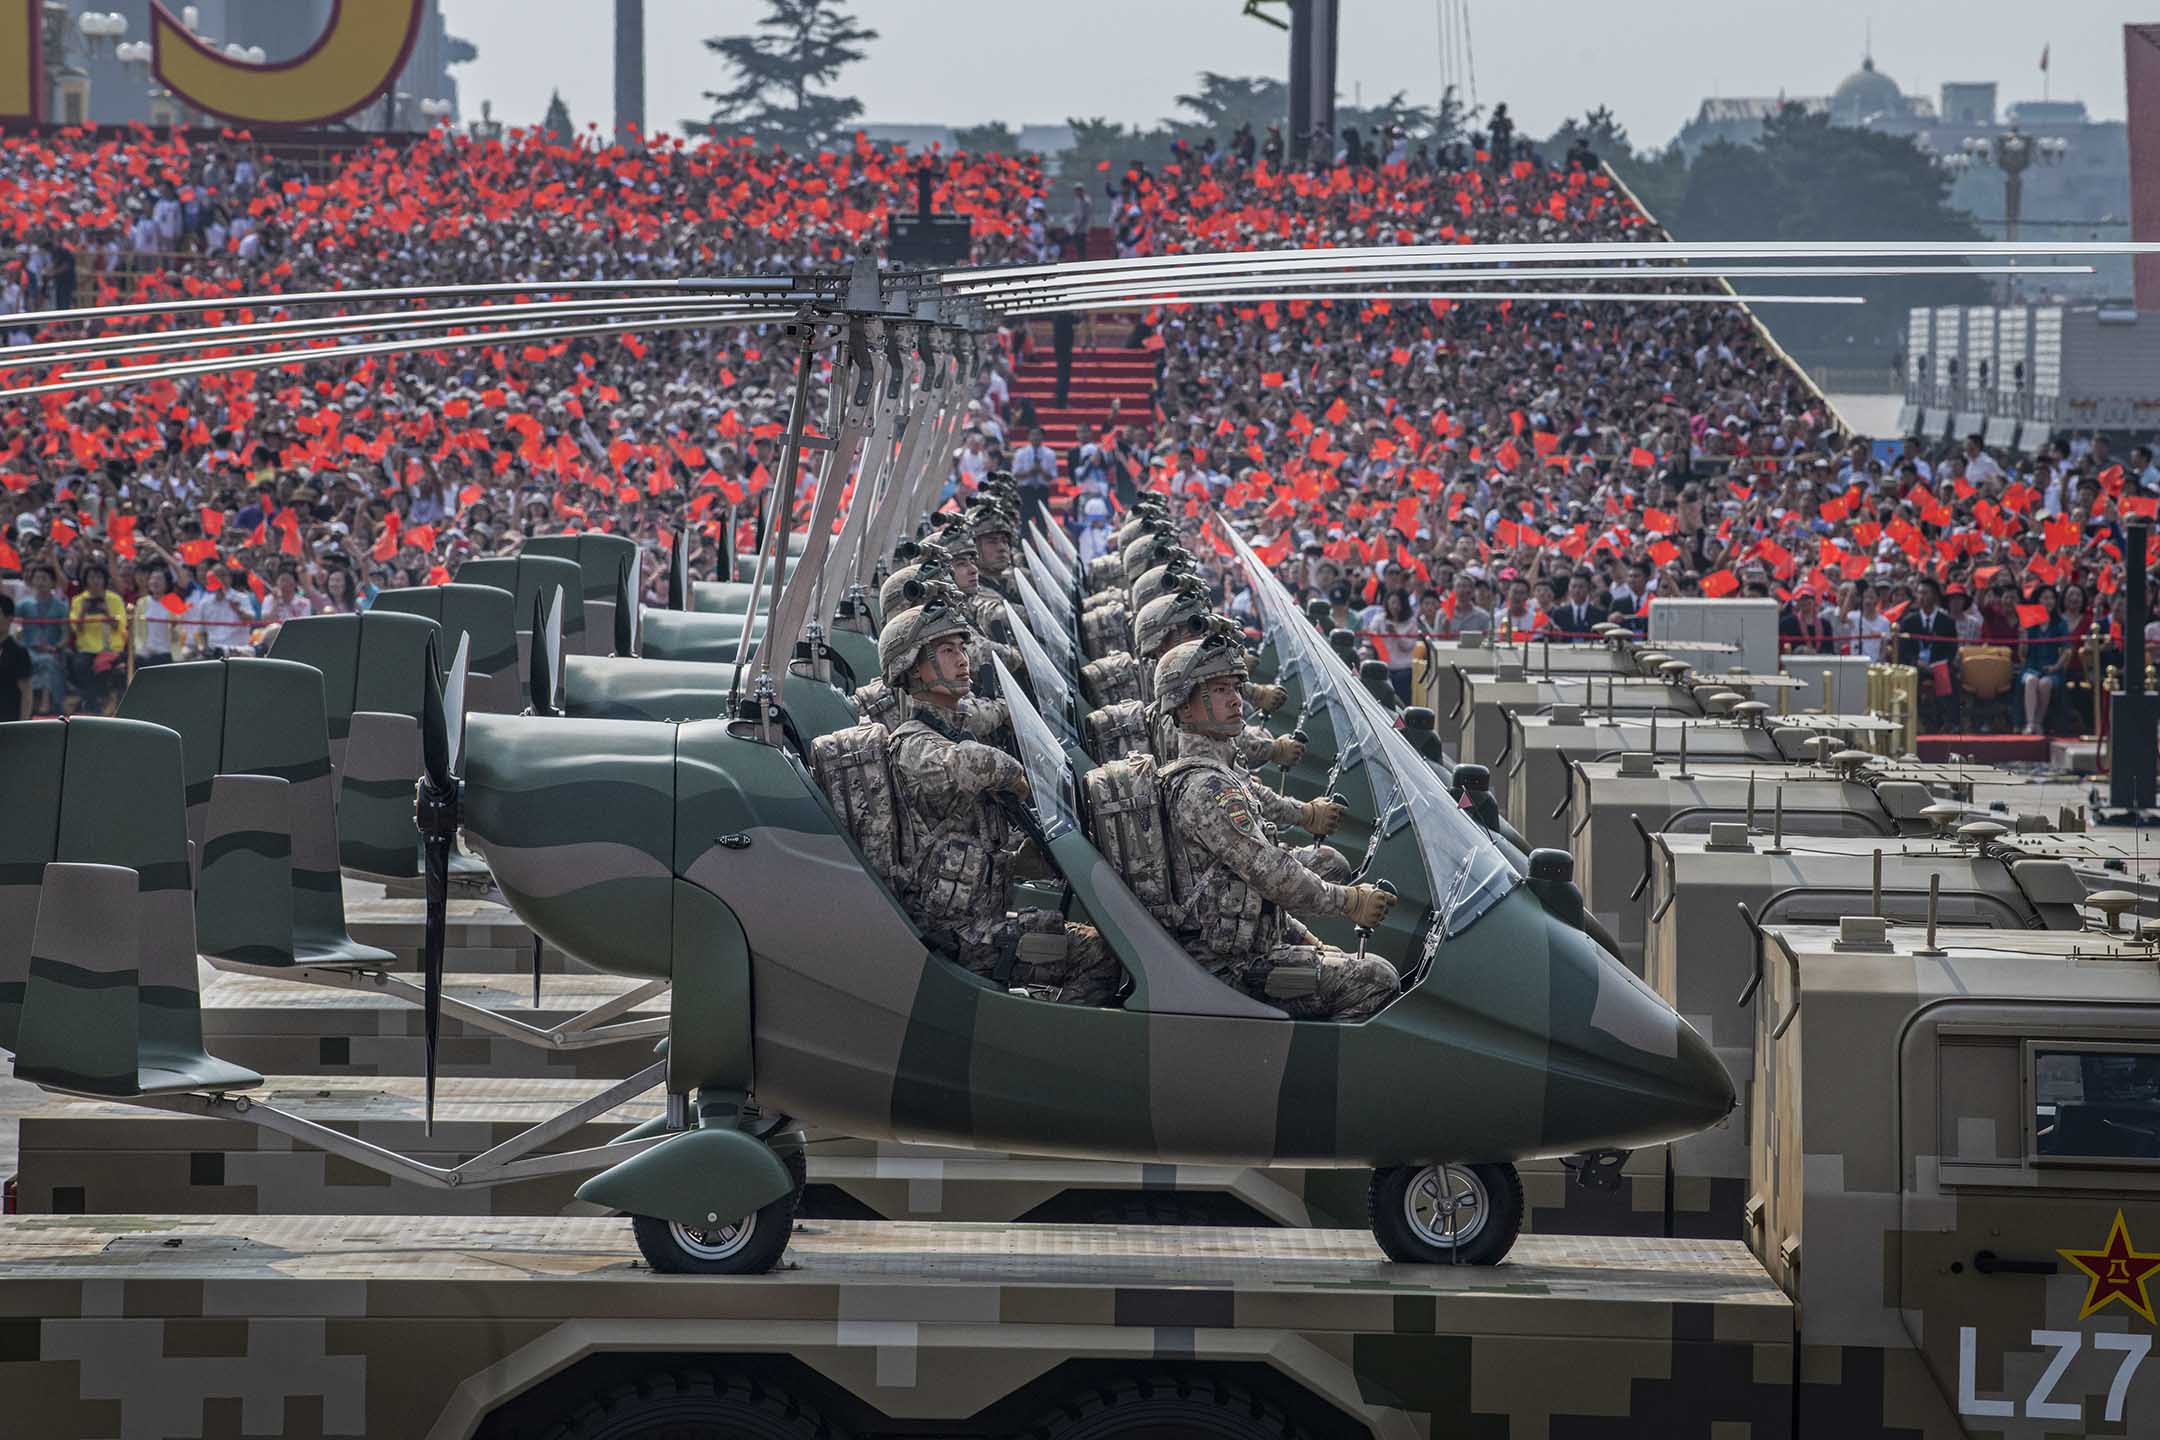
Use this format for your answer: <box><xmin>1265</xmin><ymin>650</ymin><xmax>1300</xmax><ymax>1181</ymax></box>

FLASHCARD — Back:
<box><xmin>0</xmin><ymin>115</ymin><xmax>2150</xmax><ymax>739</ymax></box>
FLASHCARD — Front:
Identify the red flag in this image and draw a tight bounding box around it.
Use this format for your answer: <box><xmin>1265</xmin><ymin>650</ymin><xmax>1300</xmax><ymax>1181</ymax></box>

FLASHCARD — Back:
<box><xmin>1642</xmin><ymin>508</ymin><xmax>1676</xmax><ymax>535</ymax></box>
<box><xmin>198</xmin><ymin>507</ymin><xmax>225</xmax><ymax>537</ymax></box>
<box><xmin>109</xmin><ymin>514</ymin><xmax>137</xmax><ymax>558</ymax></box>
<box><xmin>157</xmin><ymin>592</ymin><xmax>189</xmax><ymax>616</ymax></box>
<box><xmin>1628</xmin><ymin>447</ymin><xmax>1656</xmax><ymax>469</ymax></box>
<box><xmin>404</xmin><ymin>524</ymin><xmax>437</xmax><ymax>554</ymax></box>
<box><xmin>2016</xmin><ymin>604</ymin><xmax>2049</xmax><ymax>628</ymax></box>
<box><xmin>0</xmin><ymin>537</ymin><xmax>17</xmax><ymax>574</ymax></box>
<box><xmin>1700</xmin><ymin>570</ymin><xmax>1739</xmax><ymax>598</ymax></box>
<box><xmin>178</xmin><ymin>538</ymin><xmax>219</xmax><ymax>566</ymax></box>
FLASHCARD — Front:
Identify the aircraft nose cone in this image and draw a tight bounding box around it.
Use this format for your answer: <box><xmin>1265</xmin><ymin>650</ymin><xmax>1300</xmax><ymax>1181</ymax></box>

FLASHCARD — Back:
<box><xmin>1531</xmin><ymin>894</ymin><xmax>1737</xmax><ymax>1154</ymax></box>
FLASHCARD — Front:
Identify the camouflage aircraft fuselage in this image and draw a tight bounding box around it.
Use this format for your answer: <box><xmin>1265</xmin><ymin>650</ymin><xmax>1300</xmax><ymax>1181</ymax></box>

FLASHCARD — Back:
<box><xmin>459</xmin><ymin>713</ymin><xmax>1733</xmax><ymax>1169</ymax></box>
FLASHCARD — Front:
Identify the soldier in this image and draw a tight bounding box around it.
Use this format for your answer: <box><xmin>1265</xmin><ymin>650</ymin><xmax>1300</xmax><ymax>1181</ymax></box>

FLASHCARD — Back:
<box><xmin>881</xmin><ymin>599</ymin><xmax>1122</xmax><ymax>1005</ymax></box>
<box><xmin>1152</xmin><ymin>635</ymin><xmax>1401</xmax><ymax>1020</ymax></box>
<box><xmin>968</xmin><ymin>489</ymin><xmax>1020</xmax><ymax>601</ymax></box>
<box><xmin>854</xmin><ymin>571</ymin><xmax>1007</xmax><ymax>741</ymax></box>
<box><xmin>1086</xmin><ymin>585</ymin><xmax>1300</xmax><ymax>774</ymax></box>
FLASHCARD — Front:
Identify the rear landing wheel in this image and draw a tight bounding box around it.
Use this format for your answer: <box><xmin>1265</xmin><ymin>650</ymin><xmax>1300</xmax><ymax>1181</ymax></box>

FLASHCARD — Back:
<box><xmin>1368</xmin><ymin>1161</ymin><xmax>1522</xmax><ymax>1266</ymax></box>
<box><xmin>629</xmin><ymin>1147</ymin><xmax>804</xmax><ymax>1276</ymax></box>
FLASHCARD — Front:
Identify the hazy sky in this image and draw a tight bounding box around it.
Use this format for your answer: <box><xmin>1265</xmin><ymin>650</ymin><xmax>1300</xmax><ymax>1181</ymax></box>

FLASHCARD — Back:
<box><xmin>437</xmin><ymin>1</ymin><xmax>2145</xmax><ymax>149</ymax></box>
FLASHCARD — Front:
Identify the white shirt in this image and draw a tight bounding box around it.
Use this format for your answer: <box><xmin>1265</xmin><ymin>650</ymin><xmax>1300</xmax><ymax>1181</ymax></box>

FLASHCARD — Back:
<box><xmin>1012</xmin><ymin>443</ymin><xmax>1056</xmax><ymax>485</ymax></box>
<box><xmin>1846</xmin><ymin>609</ymin><xmax>1892</xmax><ymax>661</ymax></box>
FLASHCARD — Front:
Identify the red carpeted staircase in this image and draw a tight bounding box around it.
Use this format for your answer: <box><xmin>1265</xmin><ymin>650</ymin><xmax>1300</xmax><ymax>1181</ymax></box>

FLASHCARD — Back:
<box><xmin>1009</xmin><ymin>330</ymin><xmax>1155</xmax><ymax>447</ymax></box>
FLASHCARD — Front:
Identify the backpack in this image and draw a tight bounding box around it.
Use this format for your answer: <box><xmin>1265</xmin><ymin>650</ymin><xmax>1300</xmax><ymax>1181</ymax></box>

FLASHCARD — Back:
<box><xmin>811</xmin><ymin>722</ymin><xmax>906</xmax><ymax>891</ymax></box>
<box><xmin>1081</xmin><ymin>601</ymin><xmax>1131</xmax><ymax>661</ymax></box>
<box><xmin>1082</xmin><ymin>754</ymin><xmax>1176</xmax><ymax>918</ymax></box>
<box><xmin>1085</xmin><ymin>699</ymin><xmax>1152</xmax><ymax>763</ymax></box>
<box><xmin>1080</xmin><ymin>650</ymin><xmax>1143</xmax><ymax>710</ymax></box>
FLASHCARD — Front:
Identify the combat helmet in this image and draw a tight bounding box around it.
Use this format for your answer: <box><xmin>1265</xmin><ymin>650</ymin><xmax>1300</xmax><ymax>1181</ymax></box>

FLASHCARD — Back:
<box><xmin>879</xmin><ymin>584</ymin><xmax>975</xmax><ymax>687</ymax></box>
<box><xmin>1154</xmin><ymin>631</ymin><xmax>1250</xmax><ymax>717</ymax></box>
<box><xmin>1134</xmin><ymin>581</ymin><xmax>1216</xmax><ymax>659</ymax></box>
<box><xmin>1122</xmin><ymin>528</ymin><xmax>1180</xmax><ymax>584</ymax></box>
<box><xmin>879</xmin><ymin>552</ymin><xmax>952</xmax><ymax>619</ymax></box>
<box><xmin>1131</xmin><ymin>554</ymin><xmax>1198</xmax><ymax>612</ymax></box>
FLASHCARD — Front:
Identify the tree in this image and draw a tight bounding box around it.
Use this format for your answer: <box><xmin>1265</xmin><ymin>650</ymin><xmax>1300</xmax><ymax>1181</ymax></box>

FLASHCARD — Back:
<box><xmin>541</xmin><ymin>90</ymin><xmax>574</xmax><ymax>145</ymax></box>
<box><xmin>952</xmin><ymin>121</ymin><xmax>1020</xmax><ymax>155</ymax></box>
<box><xmin>1058</xmin><ymin>116</ymin><xmax>1154</xmax><ymax>185</ymax></box>
<box><xmin>1169</xmin><ymin>71</ymin><xmax>1286</xmax><ymax>135</ymax></box>
<box><xmin>689</xmin><ymin>0</ymin><xmax>879</xmax><ymax>153</ymax></box>
<box><xmin>1659</xmin><ymin>104</ymin><xmax>1986</xmax><ymax>366</ymax></box>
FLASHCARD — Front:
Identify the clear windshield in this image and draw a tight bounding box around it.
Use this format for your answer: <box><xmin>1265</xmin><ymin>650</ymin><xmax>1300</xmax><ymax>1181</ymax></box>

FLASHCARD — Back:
<box><xmin>1003</xmin><ymin>598</ymin><xmax>1078</xmax><ymax>738</ymax></box>
<box><xmin>993</xmin><ymin>652</ymin><xmax>1081</xmax><ymax>842</ymax></box>
<box><xmin>1218</xmin><ymin>522</ymin><xmax>1512</xmax><ymax>939</ymax></box>
<box><xmin>1035</xmin><ymin>518</ymin><xmax>1082</xmax><ymax>571</ymax></box>
<box><xmin>1030</xmin><ymin>528</ymin><xmax>1078</xmax><ymax>595</ymax></box>
<box><xmin>1023</xmin><ymin>540</ymin><xmax>1076</xmax><ymax>630</ymax></box>
<box><xmin>1013</xmin><ymin>568</ymin><xmax>1077</xmax><ymax>674</ymax></box>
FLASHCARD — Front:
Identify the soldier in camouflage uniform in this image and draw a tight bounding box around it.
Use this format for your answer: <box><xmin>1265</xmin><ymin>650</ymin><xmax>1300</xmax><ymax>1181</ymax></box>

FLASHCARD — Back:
<box><xmin>853</xmin><ymin>568</ymin><xmax>1009</xmax><ymax>741</ymax></box>
<box><xmin>1152</xmin><ymin>635</ymin><xmax>1400</xmax><ymax>1020</ymax></box>
<box><xmin>967</xmin><ymin>484</ymin><xmax>1020</xmax><ymax>602</ymax></box>
<box><xmin>881</xmin><ymin>599</ymin><xmax>1121</xmax><ymax>1005</ymax></box>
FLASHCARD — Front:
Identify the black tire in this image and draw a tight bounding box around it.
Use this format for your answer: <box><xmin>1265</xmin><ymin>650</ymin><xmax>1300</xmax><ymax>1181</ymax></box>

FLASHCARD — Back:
<box><xmin>630</xmin><ymin>1148</ymin><xmax>805</xmax><ymax>1277</ymax></box>
<box><xmin>538</xmin><ymin>1368</ymin><xmax>842</xmax><ymax>1440</ymax></box>
<box><xmin>1367</xmin><ymin>1161</ymin><xmax>1523</xmax><ymax>1266</ymax></box>
<box><xmin>1027</xmin><ymin>1373</ymin><xmax>1303</xmax><ymax>1440</ymax></box>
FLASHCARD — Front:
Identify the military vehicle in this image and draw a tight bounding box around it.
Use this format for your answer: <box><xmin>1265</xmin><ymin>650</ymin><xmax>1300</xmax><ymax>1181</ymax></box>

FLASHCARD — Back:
<box><xmin>1495</xmin><ymin>707</ymin><xmax>1903</xmax><ymax>845</ymax></box>
<box><xmin>1566</xmin><ymin>748</ymin><xmax>2026</xmax><ymax>972</ymax></box>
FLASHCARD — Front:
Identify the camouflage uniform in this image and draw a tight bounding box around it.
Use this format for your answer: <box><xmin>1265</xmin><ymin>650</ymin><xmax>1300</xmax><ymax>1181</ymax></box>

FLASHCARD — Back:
<box><xmin>1161</xmin><ymin>730</ymin><xmax>1397</xmax><ymax>1020</ymax></box>
<box><xmin>852</xmin><ymin>679</ymin><xmax>1008</xmax><ymax>740</ymax></box>
<box><xmin>890</xmin><ymin>707</ymin><xmax>1120</xmax><ymax>1005</ymax></box>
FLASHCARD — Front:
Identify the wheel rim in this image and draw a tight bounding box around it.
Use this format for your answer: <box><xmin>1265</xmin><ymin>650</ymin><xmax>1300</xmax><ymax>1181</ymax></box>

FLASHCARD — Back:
<box><xmin>668</xmin><ymin>1211</ymin><xmax>756</xmax><ymax>1261</ymax></box>
<box><xmin>1402</xmin><ymin>1164</ymin><xmax>1489</xmax><ymax>1249</ymax></box>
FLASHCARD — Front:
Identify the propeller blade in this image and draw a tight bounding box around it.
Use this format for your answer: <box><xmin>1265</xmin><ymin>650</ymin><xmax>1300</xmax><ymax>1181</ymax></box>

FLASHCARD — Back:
<box><xmin>672</xmin><ymin>521</ymin><xmax>694</xmax><ymax>605</ymax></box>
<box><xmin>530</xmin><ymin>589</ymin><xmax>561</xmax><ymax>717</ymax></box>
<box><xmin>415</xmin><ymin>631</ymin><xmax>467</xmax><ymax>1137</ymax></box>
<box><xmin>614</xmin><ymin>556</ymin><xmax>637</xmax><ymax>657</ymax></box>
<box><xmin>544</xmin><ymin>586</ymin><xmax>566</xmax><ymax>704</ymax></box>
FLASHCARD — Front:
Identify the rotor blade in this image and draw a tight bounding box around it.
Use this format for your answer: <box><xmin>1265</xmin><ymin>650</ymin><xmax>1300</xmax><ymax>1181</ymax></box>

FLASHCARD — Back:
<box><xmin>0</xmin><ymin>274</ymin><xmax>809</xmax><ymax>333</ymax></box>
<box><xmin>995</xmin><ymin>290</ymin><xmax>1867</xmax><ymax>315</ymax></box>
<box><xmin>530</xmin><ymin>588</ymin><xmax>561</xmax><ymax>717</ymax></box>
<box><xmin>954</xmin><ymin>261</ymin><xmax>2092</xmax><ymax>301</ymax></box>
<box><xmin>945</xmin><ymin>237</ymin><xmax>2160</xmax><ymax>287</ymax></box>
<box><xmin>0</xmin><ymin>309</ymin><xmax>808</xmax><ymax>400</ymax></box>
<box><xmin>0</xmin><ymin>294</ymin><xmax>782</xmax><ymax>371</ymax></box>
<box><xmin>614</xmin><ymin>556</ymin><xmax>637</xmax><ymax>657</ymax></box>
<box><xmin>673</xmin><ymin>518</ymin><xmax>694</xmax><ymax>604</ymax></box>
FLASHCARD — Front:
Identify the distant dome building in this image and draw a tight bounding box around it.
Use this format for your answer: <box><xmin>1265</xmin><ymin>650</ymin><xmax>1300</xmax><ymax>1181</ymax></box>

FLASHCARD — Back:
<box><xmin>1829</xmin><ymin>56</ymin><xmax>1912</xmax><ymax>125</ymax></box>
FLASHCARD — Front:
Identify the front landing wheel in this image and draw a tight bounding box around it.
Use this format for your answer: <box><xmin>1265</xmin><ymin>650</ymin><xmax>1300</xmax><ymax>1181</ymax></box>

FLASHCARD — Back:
<box><xmin>1368</xmin><ymin>1161</ymin><xmax>1522</xmax><ymax>1266</ymax></box>
<box><xmin>630</xmin><ymin>1148</ymin><xmax>805</xmax><ymax>1276</ymax></box>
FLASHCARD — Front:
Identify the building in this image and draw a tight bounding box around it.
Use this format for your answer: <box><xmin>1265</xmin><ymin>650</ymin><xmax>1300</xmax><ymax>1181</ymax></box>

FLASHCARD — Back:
<box><xmin>1898</xmin><ymin>301</ymin><xmax>2160</xmax><ymax>448</ymax></box>
<box><xmin>1673</xmin><ymin>53</ymin><xmax>2130</xmax><ymax>302</ymax></box>
<box><xmin>45</xmin><ymin>0</ymin><xmax>471</xmax><ymax>130</ymax></box>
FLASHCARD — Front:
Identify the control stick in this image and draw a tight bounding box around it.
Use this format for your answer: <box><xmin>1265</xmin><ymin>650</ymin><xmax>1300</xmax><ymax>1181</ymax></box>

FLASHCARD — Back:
<box><xmin>1356</xmin><ymin>879</ymin><xmax>1399</xmax><ymax>959</ymax></box>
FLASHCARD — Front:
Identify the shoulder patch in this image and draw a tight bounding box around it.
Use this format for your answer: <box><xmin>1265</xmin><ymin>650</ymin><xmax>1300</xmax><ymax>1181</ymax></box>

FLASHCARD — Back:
<box><xmin>1200</xmin><ymin>773</ymin><xmax>1258</xmax><ymax>835</ymax></box>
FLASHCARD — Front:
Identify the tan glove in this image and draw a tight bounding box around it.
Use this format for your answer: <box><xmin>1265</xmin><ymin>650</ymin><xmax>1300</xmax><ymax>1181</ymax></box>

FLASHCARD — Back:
<box><xmin>1248</xmin><ymin>683</ymin><xmax>1288</xmax><ymax>715</ymax></box>
<box><xmin>1344</xmin><ymin>884</ymin><xmax>1397</xmax><ymax>930</ymax></box>
<box><xmin>1300</xmin><ymin>797</ymin><xmax>1345</xmax><ymax>836</ymax></box>
<box><xmin>1269</xmin><ymin>734</ymin><xmax>1307</xmax><ymax>766</ymax></box>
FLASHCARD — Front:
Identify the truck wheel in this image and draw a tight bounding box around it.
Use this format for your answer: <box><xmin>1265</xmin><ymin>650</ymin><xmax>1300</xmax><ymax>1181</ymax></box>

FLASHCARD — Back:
<box><xmin>1367</xmin><ymin>1161</ymin><xmax>1522</xmax><ymax>1266</ymax></box>
<box><xmin>538</xmin><ymin>1369</ymin><xmax>842</xmax><ymax>1439</ymax></box>
<box><xmin>630</xmin><ymin>1148</ymin><xmax>804</xmax><ymax>1276</ymax></box>
<box><xmin>1028</xmin><ymin>1373</ymin><xmax>1305</xmax><ymax>1439</ymax></box>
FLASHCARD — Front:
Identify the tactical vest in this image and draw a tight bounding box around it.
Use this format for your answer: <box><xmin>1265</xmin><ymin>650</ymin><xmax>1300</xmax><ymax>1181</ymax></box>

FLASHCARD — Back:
<box><xmin>1080</xmin><ymin>650</ymin><xmax>1143</xmax><ymax>710</ymax></box>
<box><xmin>1161</xmin><ymin>756</ymin><xmax>1273</xmax><ymax>963</ymax></box>
<box><xmin>1082</xmin><ymin>755</ymin><xmax>1176</xmax><ymax>921</ymax></box>
<box><xmin>1084</xmin><ymin>699</ymin><xmax>1152</xmax><ymax>763</ymax></box>
<box><xmin>810</xmin><ymin>723</ymin><xmax>906</xmax><ymax>892</ymax></box>
<box><xmin>1080</xmin><ymin>600</ymin><xmax>1131</xmax><ymax>661</ymax></box>
<box><xmin>851</xmin><ymin>680</ymin><xmax>907</xmax><ymax>732</ymax></box>
<box><xmin>889</xmin><ymin>717</ymin><xmax>1009</xmax><ymax>933</ymax></box>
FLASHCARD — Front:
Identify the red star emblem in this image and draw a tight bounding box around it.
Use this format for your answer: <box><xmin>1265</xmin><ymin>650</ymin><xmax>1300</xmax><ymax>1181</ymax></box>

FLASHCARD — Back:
<box><xmin>2059</xmin><ymin>1210</ymin><xmax>2160</xmax><ymax>1324</ymax></box>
